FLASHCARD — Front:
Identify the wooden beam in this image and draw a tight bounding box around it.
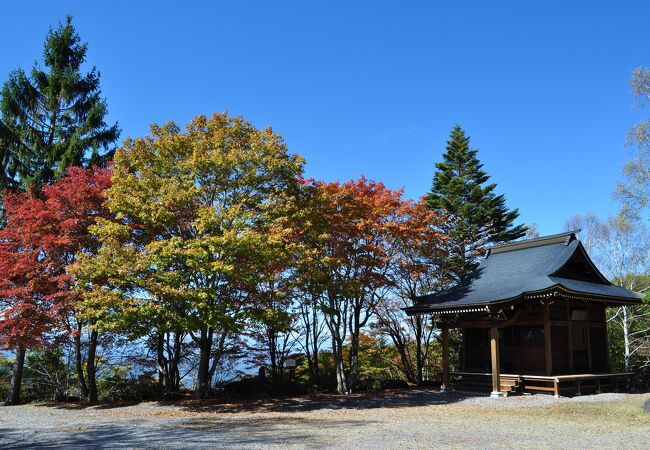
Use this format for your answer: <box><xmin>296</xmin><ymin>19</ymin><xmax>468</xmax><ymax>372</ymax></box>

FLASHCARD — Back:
<box><xmin>441</xmin><ymin>325</ymin><xmax>450</xmax><ymax>391</ymax></box>
<box><xmin>490</xmin><ymin>326</ymin><xmax>503</xmax><ymax>397</ymax></box>
<box><xmin>445</xmin><ymin>309</ymin><xmax>524</xmax><ymax>329</ymax></box>
<box><xmin>544</xmin><ymin>302</ymin><xmax>553</xmax><ymax>376</ymax></box>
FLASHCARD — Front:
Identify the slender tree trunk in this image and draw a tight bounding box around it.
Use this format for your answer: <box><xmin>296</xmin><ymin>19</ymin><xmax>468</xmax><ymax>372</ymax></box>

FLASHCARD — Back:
<box><xmin>156</xmin><ymin>331</ymin><xmax>184</xmax><ymax>396</ymax></box>
<box><xmin>392</xmin><ymin>334</ymin><xmax>416</xmax><ymax>384</ymax></box>
<box><xmin>195</xmin><ymin>329</ymin><xmax>213</xmax><ymax>400</ymax></box>
<box><xmin>171</xmin><ymin>331</ymin><xmax>183</xmax><ymax>392</ymax></box>
<box><xmin>311</xmin><ymin>307</ymin><xmax>320</xmax><ymax>382</ymax></box>
<box><xmin>156</xmin><ymin>332</ymin><xmax>171</xmax><ymax>396</ymax></box>
<box><xmin>6</xmin><ymin>344</ymin><xmax>26</xmax><ymax>405</ymax></box>
<box><xmin>86</xmin><ymin>330</ymin><xmax>99</xmax><ymax>403</ymax></box>
<box><xmin>268</xmin><ymin>330</ymin><xmax>279</xmax><ymax>380</ymax></box>
<box><xmin>415</xmin><ymin>316</ymin><xmax>424</xmax><ymax>383</ymax></box>
<box><xmin>622</xmin><ymin>306</ymin><xmax>631</xmax><ymax>371</ymax></box>
<box><xmin>311</xmin><ymin>343</ymin><xmax>320</xmax><ymax>383</ymax></box>
<box><xmin>207</xmin><ymin>331</ymin><xmax>227</xmax><ymax>383</ymax></box>
<box><xmin>301</xmin><ymin>301</ymin><xmax>321</xmax><ymax>383</ymax></box>
<box><xmin>414</xmin><ymin>315</ymin><xmax>436</xmax><ymax>383</ymax></box>
<box><xmin>74</xmin><ymin>326</ymin><xmax>89</xmax><ymax>399</ymax></box>
<box><xmin>331</xmin><ymin>335</ymin><xmax>349</xmax><ymax>394</ymax></box>
<box><xmin>347</xmin><ymin>305</ymin><xmax>362</xmax><ymax>391</ymax></box>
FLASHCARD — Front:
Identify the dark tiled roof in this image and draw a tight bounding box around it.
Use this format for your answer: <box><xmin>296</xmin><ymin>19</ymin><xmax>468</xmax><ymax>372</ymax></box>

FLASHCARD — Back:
<box><xmin>405</xmin><ymin>232</ymin><xmax>643</xmax><ymax>314</ymax></box>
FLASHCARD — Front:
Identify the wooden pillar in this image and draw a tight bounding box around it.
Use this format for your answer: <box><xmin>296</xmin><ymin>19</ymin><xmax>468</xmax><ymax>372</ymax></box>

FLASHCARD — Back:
<box><xmin>461</xmin><ymin>329</ymin><xmax>466</xmax><ymax>371</ymax></box>
<box><xmin>585</xmin><ymin>303</ymin><xmax>593</xmax><ymax>371</ymax></box>
<box><xmin>566</xmin><ymin>300</ymin><xmax>574</xmax><ymax>372</ymax></box>
<box><xmin>543</xmin><ymin>302</ymin><xmax>553</xmax><ymax>376</ymax></box>
<box><xmin>441</xmin><ymin>325</ymin><xmax>450</xmax><ymax>391</ymax></box>
<box><xmin>490</xmin><ymin>326</ymin><xmax>503</xmax><ymax>397</ymax></box>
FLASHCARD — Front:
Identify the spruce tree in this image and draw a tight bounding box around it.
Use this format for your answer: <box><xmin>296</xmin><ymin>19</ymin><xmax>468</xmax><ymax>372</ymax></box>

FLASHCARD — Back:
<box><xmin>427</xmin><ymin>125</ymin><xmax>527</xmax><ymax>281</ymax></box>
<box><xmin>0</xmin><ymin>15</ymin><xmax>119</xmax><ymax>191</ymax></box>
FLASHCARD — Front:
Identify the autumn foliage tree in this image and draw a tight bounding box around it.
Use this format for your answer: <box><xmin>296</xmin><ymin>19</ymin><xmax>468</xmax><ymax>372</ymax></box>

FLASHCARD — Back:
<box><xmin>372</xmin><ymin>200</ymin><xmax>449</xmax><ymax>383</ymax></box>
<box><xmin>73</xmin><ymin>113</ymin><xmax>304</xmax><ymax>399</ymax></box>
<box><xmin>296</xmin><ymin>178</ymin><xmax>445</xmax><ymax>393</ymax></box>
<box><xmin>246</xmin><ymin>258</ymin><xmax>298</xmax><ymax>381</ymax></box>
<box><xmin>0</xmin><ymin>190</ymin><xmax>58</xmax><ymax>404</ymax></box>
<box><xmin>0</xmin><ymin>167</ymin><xmax>111</xmax><ymax>404</ymax></box>
<box><xmin>44</xmin><ymin>167</ymin><xmax>112</xmax><ymax>402</ymax></box>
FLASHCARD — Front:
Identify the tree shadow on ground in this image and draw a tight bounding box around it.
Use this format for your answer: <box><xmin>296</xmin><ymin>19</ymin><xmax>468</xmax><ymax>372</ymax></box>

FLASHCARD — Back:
<box><xmin>170</xmin><ymin>388</ymin><xmax>481</xmax><ymax>414</ymax></box>
<box><xmin>33</xmin><ymin>387</ymin><xmax>481</xmax><ymax>414</ymax></box>
<box><xmin>0</xmin><ymin>416</ymin><xmax>372</xmax><ymax>449</ymax></box>
<box><xmin>36</xmin><ymin>400</ymin><xmax>143</xmax><ymax>410</ymax></box>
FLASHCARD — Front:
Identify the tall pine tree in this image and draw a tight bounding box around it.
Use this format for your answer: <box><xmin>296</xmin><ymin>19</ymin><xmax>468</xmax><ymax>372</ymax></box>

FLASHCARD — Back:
<box><xmin>427</xmin><ymin>125</ymin><xmax>526</xmax><ymax>281</ymax></box>
<box><xmin>0</xmin><ymin>15</ymin><xmax>119</xmax><ymax>191</ymax></box>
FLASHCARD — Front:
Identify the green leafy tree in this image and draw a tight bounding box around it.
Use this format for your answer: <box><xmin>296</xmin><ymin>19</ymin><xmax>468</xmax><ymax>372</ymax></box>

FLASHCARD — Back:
<box><xmin>72</xmin><ymin>113</ymin><xmax>304</xmax><ymax>399</ymax></box>
<box><xmin>427</xmin><ymin>125</ymin><xmax>526</xmax><ymax>281</ymax></box>
<box><xmin>23</xmin><ymin>348</ymin><xmax>71</xmax><ymax>402</ymax></box>
<box><xmin>0</xmin><ymin>354</ymin><xmax>12</xmax><ymax>400</ymax></box>
<box><xmin>0</xmin><ymin>15</ymin><xmax>119</xmax><ymax>191</ymax></box>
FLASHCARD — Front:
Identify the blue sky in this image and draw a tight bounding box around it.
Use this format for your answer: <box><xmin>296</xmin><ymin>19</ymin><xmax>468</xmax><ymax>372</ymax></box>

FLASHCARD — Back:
<box><xmin>2</xmin><ymin>1</ymin><xmax>648</xmax><ymax>234</ymax></box>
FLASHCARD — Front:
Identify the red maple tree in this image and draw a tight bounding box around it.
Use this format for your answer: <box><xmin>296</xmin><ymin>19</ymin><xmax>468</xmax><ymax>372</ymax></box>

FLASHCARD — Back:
<box><xmin>0</xmin><ymin>167</ymin><xmax>111</xmax><ymax>404</ymax></box>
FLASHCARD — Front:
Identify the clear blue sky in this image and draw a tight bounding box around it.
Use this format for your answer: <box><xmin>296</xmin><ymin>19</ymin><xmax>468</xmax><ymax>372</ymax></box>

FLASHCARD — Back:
<box><xmin>2</xmin><ymin>1</ymin><xmax>648</xmax><ymax>234</ymax></box>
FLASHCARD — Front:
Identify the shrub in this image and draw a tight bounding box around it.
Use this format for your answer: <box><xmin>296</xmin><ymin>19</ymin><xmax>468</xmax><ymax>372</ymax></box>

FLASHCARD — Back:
<box><xmin>0</xmin><ymin>354</ymin><xmax>12</xmax><ymax>401</ymax></box>
<box><xmin>97</xmin><ymin>364</ymin><xmax>159</xmax><ymax>402</ymax></box>
<box><xmin>23</xmin><ymin>348</ymin><xmax>71</xmax><ymax>402</ymax></box>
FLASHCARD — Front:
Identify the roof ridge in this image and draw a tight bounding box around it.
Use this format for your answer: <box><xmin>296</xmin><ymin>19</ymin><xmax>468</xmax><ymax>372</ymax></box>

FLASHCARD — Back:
<box><xmin>486</xmin><ymin>230</ymin><xmax>581</xmax><ymax>256</ymax></box>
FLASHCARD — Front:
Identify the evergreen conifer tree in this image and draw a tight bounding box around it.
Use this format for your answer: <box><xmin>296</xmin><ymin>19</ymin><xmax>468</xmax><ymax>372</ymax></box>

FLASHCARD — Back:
<box><xmin>0</xmin><ymin>15</ymin><xmax>119</xmax><ymax>191</ymax></box>
<box><xmin>427</xmin><ymin>125</ymin><xmax>527</xmax><ymax>281</ymax></box>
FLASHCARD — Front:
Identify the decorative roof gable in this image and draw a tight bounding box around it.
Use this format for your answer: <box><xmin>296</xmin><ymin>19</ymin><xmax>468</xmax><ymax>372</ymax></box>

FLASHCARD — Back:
<box><xmin>405</xmin><ymin>231</ymin><xmax>642</xmax><ymax>315</ymax></box>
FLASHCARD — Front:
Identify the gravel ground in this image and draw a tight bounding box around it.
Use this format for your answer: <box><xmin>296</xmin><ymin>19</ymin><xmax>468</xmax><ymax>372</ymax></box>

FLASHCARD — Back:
<box><xmin>1</xmin><ymin>389</ymin><xmax>649</xmax><ymax>449</ymax></box>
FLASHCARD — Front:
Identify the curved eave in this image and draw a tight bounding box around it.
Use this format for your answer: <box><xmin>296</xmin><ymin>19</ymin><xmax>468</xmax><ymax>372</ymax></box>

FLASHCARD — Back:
<box><xmin>403</xmin><ymin>284</ymin><xmax>642</xmax><ymax>316</ymax></box>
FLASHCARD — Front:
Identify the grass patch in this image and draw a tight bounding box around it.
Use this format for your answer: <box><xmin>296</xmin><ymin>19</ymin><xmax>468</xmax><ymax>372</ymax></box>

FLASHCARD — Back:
<box><xmin>506</xmin><ymin>395</ymin><xmax>650</xmax><ymax>428</ymax></box>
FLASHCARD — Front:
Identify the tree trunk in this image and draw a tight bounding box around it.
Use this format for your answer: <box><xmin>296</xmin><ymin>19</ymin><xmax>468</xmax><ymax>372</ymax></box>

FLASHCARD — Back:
<box><xmin>170</xmin><ymin>331</ymin><xmax>183</xmax><ymax>392</ymax></box>
<box><xmin>268</xmin><ymin>330</ymin><xmax>279</xmax><ymax>380</ymax></box>
<box><xmin>301</xmin><ymin>301</ymin><xmax>321</xmax><ymax>383</ymax></box>
<box><xmin>347</xmin><ymin>305</ymin><xmax>362</xmax><ymax>391</ymax></box>
<box><xmin>311</xmin><ymin>307</ymin><xmax>320</xmax><ymax>382</ymax></box>
<box><xmin>415</xmin><ymin>315</ymin><xmax>424</xmax><ymax>384</ymax></box>
<box><xmin>6</xmin><ymin>344</ymin><xmax>26</xmax><ymax>405</ymax></box>
<box><xmin>332</xmin><ymin>336</ymin><xmax>349</xmax><ymax>394</ymax></box>
<box><xmin>86</xmin><ymin>330</ymin><xmax>99</xmax><ymax>403</ymax></box>
<box><xmin>348</xmin><ymin>333</ymin><xmax>359</xmax><ymax>391</ymax></box>
<box><xmin>622</xmin><ymin>306</ymin><xmax>631</xmax><ymax>371</ymax></box>
<box><xmin>311</xmin><ymin>339</ymin><xmax>320</xmax><ymax>383</ymax></box>
<box><xmin>195</xmin><ymin>329</ymin><xmax>213</xmax><ymax>400</ymax></box>
<box><xmin>156</xmin><ymin>331</ymin><xmax>184</xmax><ymax>397</ymax></box>
<box><xmin>393</xmin><ymin>334</ymin><xmax>416</xmax><ymax>384</ymax></box>
<box><xmin>74</xmin><ymin>324</ymin><xmax>89</xmax><ymax>400</ymax></box>
<box><xmin>416</xmin><ymin>340</ymin><xmax>423</xmax><ymax>382</ymax></box>
<box><xmin>157</xmin><ymin>332</ymin><xmax>171</xmax><ymax>395</ymax></box>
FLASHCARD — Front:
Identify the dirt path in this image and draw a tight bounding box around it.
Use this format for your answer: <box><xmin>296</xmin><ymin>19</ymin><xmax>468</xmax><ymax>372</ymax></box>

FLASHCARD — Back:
<box><xmin>1</xmin><ymin>390</ymin><xmax>648</xmax><ymax>449</ymax></box>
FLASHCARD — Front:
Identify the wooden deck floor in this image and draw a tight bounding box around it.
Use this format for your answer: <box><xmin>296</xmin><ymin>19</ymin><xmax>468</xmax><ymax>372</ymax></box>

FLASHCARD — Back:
<box><xmin>450</xmin><ymin>371</ymin><xmax>635</xmax><ymax>397</ymax></box>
